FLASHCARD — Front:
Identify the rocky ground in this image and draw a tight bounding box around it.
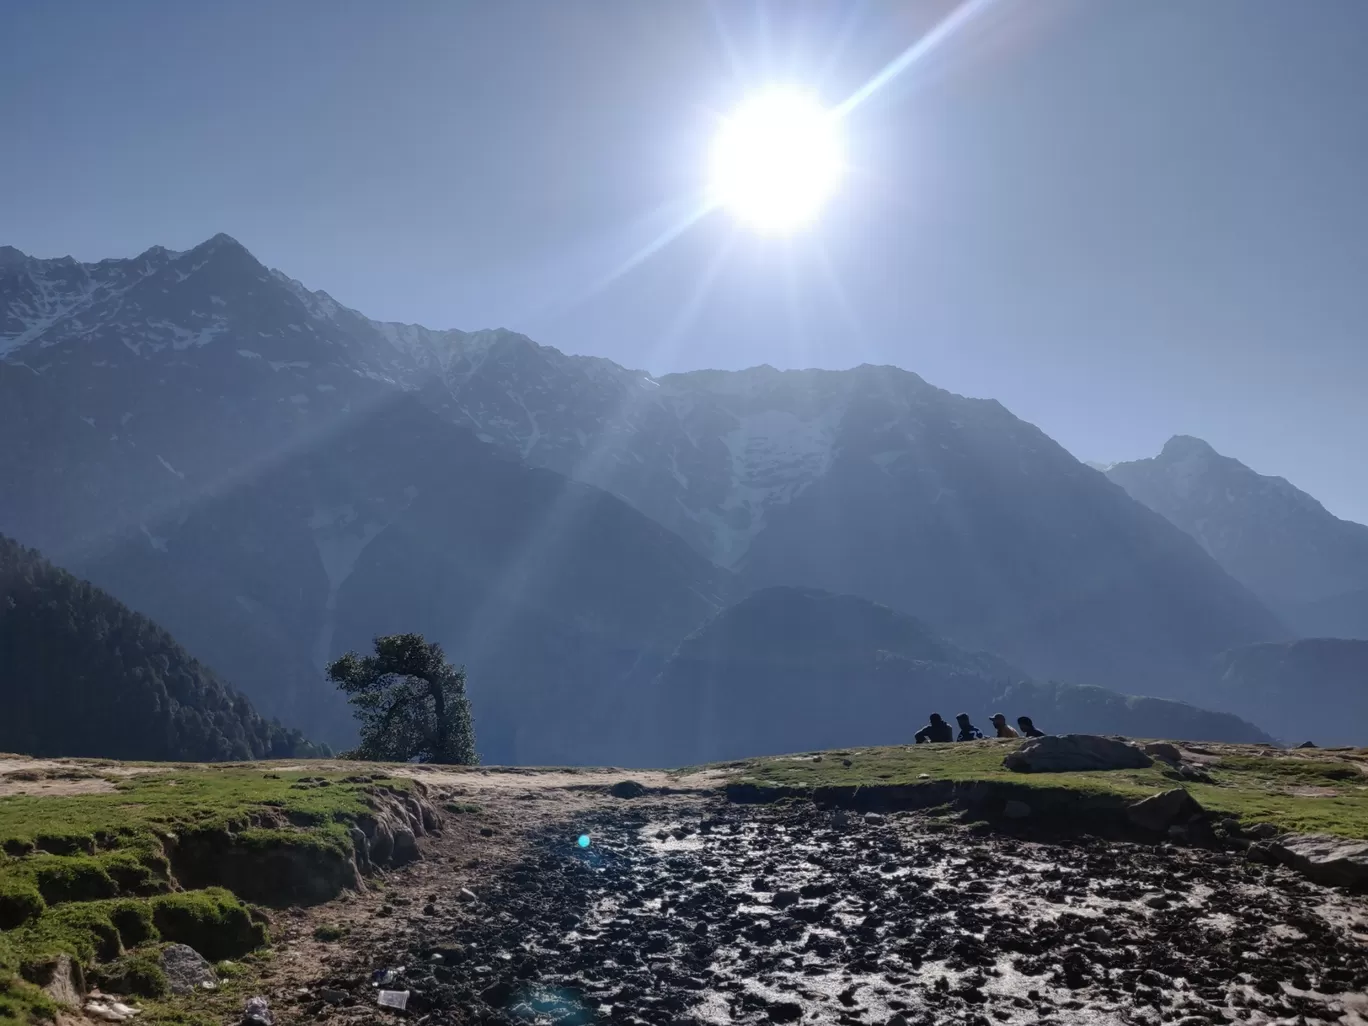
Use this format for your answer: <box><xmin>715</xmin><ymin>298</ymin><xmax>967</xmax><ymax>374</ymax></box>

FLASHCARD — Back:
<box><xmin>261</xmin><ymin>778</ymin><xmax>1368</xmax><ymax>1026</ymax></box>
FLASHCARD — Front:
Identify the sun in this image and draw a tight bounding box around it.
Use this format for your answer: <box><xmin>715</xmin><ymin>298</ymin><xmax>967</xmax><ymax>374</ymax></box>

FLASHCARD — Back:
<box><xmin>709</xmin><ymin>88</ymin><xmax>844</xmax><ymax>236</ymax></box>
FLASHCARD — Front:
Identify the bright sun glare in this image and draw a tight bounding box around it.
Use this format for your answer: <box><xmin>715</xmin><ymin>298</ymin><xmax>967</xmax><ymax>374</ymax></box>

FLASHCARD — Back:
<box><xmin>709</xmin><ymin>88</ymin><xmax>844</xmax><ymax>236</ymax></box>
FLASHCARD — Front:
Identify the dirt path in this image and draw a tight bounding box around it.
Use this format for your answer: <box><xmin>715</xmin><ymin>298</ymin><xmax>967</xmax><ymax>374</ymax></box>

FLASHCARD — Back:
<box><xmin>249</xmin><ymin>777</ymin><xmax>1368</xmax><ymax>1026</ymax></box>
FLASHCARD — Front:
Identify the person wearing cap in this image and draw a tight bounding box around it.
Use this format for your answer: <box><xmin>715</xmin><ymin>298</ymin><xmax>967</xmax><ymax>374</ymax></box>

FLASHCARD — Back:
<box><xmin>955</xmin><ymin>713</ymin><xmax>985</xmax><ymax>741</ymax></box>
<box><xmin>1017</xmin><ymin>715</ymin><xmax>1046</xmax><ymax>738</ymax></box>
<box><xmin>914</xmin><ymin>713</ymin><xmax>953</xmax><ymax>744</ymax></box>
<box><xmin>989</xmin><ymin>713</ymin><xmax>1019</xmax><ymax>738</ymax></box>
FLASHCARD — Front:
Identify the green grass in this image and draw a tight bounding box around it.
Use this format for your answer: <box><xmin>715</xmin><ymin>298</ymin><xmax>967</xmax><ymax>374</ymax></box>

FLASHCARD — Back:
<box><xmin>0</xmin><ymin>763</ymin><xmax>416</xmax><ymax>1024</ymax></box>
<box><xmin>722</xmin><ymin>740</ymin><xmax>1368</xmax><ymax>839</ymax></box>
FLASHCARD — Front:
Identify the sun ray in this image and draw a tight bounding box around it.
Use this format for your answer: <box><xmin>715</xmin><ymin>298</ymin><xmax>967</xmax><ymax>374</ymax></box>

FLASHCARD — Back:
<box><xmin>835</xmin><ymin>0</ymin><xmax>1001</xmax><ymax>116</ymax></box>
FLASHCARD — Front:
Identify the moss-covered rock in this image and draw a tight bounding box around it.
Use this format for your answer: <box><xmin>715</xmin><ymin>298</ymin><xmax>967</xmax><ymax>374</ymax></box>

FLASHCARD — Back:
<box><xmin>0</xmin><ymin>880</ymin><xmax>45</xmax><ymax>930</ymax></box>
<box><xmin>171</xmin><ymin>827</ymin><xmax>360</xmax><ymax>908</ymax></box>
<box><xmin>108</xmin><ymin>900</ymin><xmax>157</xmax><ymax>949</ymax></box>
<box><xmin>93</xmin><ymin>950</ymin><xmax>168</xmax><ymax>998</ymax></box>
<box><xmin>150</xmin><ymin>889</ymin><xmax>266</xmax><ymax>961</ymax></box>
<box><xmin>32</xmin><ymin>855</ymin><xmax>117</xmax><ymax>905</ymax></box>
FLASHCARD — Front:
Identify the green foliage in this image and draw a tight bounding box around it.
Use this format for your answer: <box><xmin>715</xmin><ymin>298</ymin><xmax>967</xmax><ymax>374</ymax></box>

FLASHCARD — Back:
<box><xmin>108</xmin><ymin>900</ymin><xmax>157</xmax><ymax>948</ymax></box>
<box><xmin>100</xmin><ymin>851</ymin><xmax>169</xmax><ymax>896</ymax></box>
<box><xmin>0</xmin><ymin>975</ymin><xmax>57</xmax><ymax>1026</ymax></box>
<box><xmin>0</xmin><ymin>882</ymin><xmax>44</xmax><ymax>931</ymax></box>
<box><xmin>444</xmin><ymin>801</ymin><xmax>481</xmax><ymax>815</ymax></box>
<box><xmin>94</xmin><ymin>950</ymin><xmax>169</xmax><ymax>998</ymax></box>
<box><xmin>1214</xmin><ymin>754</ymin><xmax>1360</xmax><ymax>783</ymax></box>
<box><xmin>328</xmin><ymin>633</ymin><xmax>477</xmax><ymax>764</ymax></box>
<box><xmin>312</xmin><ymin>923</ymin><xmax>347</xmax><ymax>942</ymax></box>
<box><xmin>0</xmin><ymin>533</ymin><xmax>323</xmax><ymax>762</ymax></box>
<box><xmin>149</xmin><ymin>890</ymin><xmax>265</xmax><ymax>962</ymax></box>
<box><xmin>32</xmin><ymin>833</ymin><xmax>93</xmax><ymax>857</ymax></box>
<box><xmin>37</xmin><ymin>902</ymin><xmax>125</xmax><ymax>961</ymax></box>
<box><xmin>32</xmin><ymin>856</ymin><xmax>117</xmax><ymax>905</ymax></box>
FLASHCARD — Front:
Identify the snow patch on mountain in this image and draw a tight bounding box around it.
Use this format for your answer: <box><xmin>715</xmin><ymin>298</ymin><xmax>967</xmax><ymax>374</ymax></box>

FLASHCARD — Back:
<box><xmin>694</xmin><ymin>406</ymin><xmax>844</xmax><ymax>565</ymax></box>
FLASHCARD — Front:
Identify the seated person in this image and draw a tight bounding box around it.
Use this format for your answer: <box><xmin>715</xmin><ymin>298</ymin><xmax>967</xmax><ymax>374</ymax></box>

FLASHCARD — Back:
<box><xmin>914</xmin><ymin>712</ymin><xmax>953</xmax><ymax>743</ymax></box>
<box><xmin>990</xmin><ymin>713</ymin><xmax>1019</xmax><ymax>738</ymax></box>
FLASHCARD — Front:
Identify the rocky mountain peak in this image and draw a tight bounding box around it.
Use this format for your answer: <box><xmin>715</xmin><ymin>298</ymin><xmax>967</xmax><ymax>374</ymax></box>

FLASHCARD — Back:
<box><xmin>1159</xmin><ymin>434</ymin><xmax>1218</xmax><ymax>460</ymax></box>
<box><xmin>1108</xmin><ymin>437</ymin><xmax>1368</xmax><ymax>625</ymax></box>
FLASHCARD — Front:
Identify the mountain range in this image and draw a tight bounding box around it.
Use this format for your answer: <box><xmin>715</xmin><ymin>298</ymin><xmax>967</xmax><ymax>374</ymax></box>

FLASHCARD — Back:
<box><xmin>2</xmin><ymin>234</ymin><xmax>1360</xmax><ymax>759</ymax></box>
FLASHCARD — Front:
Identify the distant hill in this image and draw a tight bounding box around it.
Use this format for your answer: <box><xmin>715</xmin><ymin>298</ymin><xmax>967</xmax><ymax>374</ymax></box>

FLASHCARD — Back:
<box><xmin>0</xmin><ymin>534</ymin><xmax>319</xmax><ymax>761</ymax></box>
<box><xmin>648</xmin><ymin>586</ymin><xmax>1273</xmax><ymax>764</ymax></box>
<box><xmin>77</xmin><ymin>397</ymin><xmax>729</xmax><ymax>765</ymax></box>
<box><xmin>1206</xmin><ymin>639</ymin><xmax>1368</xmax><ymax>747</ymax></box>
<box><xmin>1107</xmin><ymin>436</ymin><xmax>1368</xmax><ymax>639</ymax></box>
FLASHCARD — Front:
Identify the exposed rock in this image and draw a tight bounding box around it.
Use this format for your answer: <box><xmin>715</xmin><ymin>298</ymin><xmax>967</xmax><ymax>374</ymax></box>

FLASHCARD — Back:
<box><xmin>1002</xmin><ymin>800</ymin><xmax>1032</xmax><ymax>820</ymax></box>
<box><xmin>242</xmin><ymin>996</ymin><xmax>273</xmax><ymax>1026</ymax></box>
<box><xmin>1142</xmin><ymin>742</ymin><xmax>1182</xmax><ymax>765</ymax></box>
<box><xmin>392</xmin><ymin>827</ymin><xmax>420</xmax><ymax>866</ymax></box>
<box><xmin>1126</xmin><ymin>789</ymin><xmax>1203</xmax><ymax>833</ymax></box>
<box><xmin>159</xmin><ymin>944</ymin><xmax>216</xmax><ymax>996</ymax></box>
<box><xmin>458</xmin><ymin>887</ymin><xmax>478</xmax><ymax>903</ymax></box>
<box><xmin>610</xmin><ymin>780</ymin><xmax>648</xmax><ymax>799</ymax></box>
<box><xmin>23</xmin><ymin>954</ymin><xmax>84</xmax><ymax>1008</ymax></box>
<box><xmin>1297</xmin><ymin>741</ymin><xmax>1318</xmax><ymax>749</ymax></box>
<box><xmin>348</xmin><ymin>826</ymin><xmax>370</xmax><ymax>872</ymax></box>
<box><xmin>1003</xmin><ymin>734</ymin><xmax>1154</xmax><ymax>773</ymax></box>
<box><xmin>1254</xmin><ymin>834</ymin><xmax>1368</xmax><ymax>889</ymax></box>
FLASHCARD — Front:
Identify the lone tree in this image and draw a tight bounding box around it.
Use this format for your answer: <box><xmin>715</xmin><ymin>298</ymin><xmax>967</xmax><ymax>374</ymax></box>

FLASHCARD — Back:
<box><xmin>327</xmin><ymin>633</ymin><xmax>477</xmax><ymax>764</ymax></box>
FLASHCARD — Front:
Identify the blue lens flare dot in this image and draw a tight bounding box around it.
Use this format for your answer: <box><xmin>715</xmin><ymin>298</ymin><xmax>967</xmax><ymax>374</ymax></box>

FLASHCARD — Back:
<box><xmin>577</xmin><ymin>834</ymin><xmax>591</xmax><ymax>849</ymax></box>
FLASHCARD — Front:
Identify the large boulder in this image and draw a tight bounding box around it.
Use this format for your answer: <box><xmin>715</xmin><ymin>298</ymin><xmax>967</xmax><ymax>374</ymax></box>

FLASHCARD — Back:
<box><xmin>160</xmin><ymin>944</ymin><xmax>217</xmax><ymax>995</ymax></box>
<box><xmin>1003</xmin><ymin>734</ymin><xmax>1154</xmax><ymax>773</ymax></box>
<box><xmin>1126</xmin><ymin>788</ymin><xmax>1202</xmax><ymax>833</ymax></box>
<box><xmin>1251</xmin><ymin>834</ymin><xmax>1368</xmax><ymax>889</ymax></box>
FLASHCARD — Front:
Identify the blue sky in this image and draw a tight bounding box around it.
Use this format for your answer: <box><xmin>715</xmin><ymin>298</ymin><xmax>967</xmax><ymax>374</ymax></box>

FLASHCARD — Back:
<box><xmin>3</xmin><ymin>0</ymin><xmax>1367</xmax><ymax>523</ymax></box>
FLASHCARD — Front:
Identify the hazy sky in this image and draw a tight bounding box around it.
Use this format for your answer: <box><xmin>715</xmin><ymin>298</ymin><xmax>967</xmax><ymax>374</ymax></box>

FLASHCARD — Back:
<box><xmin>4</xmin><ymin>1</ymin><xmax>1367</xmax><ymax>523</ymax></box>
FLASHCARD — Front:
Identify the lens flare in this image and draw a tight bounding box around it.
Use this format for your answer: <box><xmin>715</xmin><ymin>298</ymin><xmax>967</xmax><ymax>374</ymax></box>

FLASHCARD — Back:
<box><xmin>577</xmin><ymin>834</ymin><xmax>591</xmax><ymax>848</ymax></box>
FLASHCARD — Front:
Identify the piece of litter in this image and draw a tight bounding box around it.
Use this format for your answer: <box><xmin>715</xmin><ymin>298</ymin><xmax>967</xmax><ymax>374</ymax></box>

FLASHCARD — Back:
<box><xmin>377</xmin><ymin>990</ymin><xmax>410</xmax><ymax>1011</ymax></box>
<box><xmin>458</xmin><ymin>887</ymin><xmax>477</xmax><ymax>903</ymax></box>
<box><xmin>243</xmin><ymin>996</ymin><xmax>273</xmax><ymax>1026</ymax></box>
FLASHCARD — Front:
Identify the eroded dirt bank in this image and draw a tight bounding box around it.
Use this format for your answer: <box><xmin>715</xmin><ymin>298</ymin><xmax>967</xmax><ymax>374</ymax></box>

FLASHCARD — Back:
<box><xmin>266</xmin><ymin>780</ymin><xmax>1368</xmax><ymax>1026</ymax></box>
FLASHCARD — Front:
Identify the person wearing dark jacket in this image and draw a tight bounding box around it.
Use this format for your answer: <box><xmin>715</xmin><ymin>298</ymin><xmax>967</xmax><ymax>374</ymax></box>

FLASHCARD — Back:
<box><xmin>915</xmin><ymin>713</ymin><xmax>953</xmax><ymax>744</ymax></box>
<box><xmin>955</xmin><ymin>713</ymin><xmax>985</xmax><ymax>741</ymax></box>
<box><xmin>1017</xmin><ymin>715</ymin><xmax>1046</xmax><ymax>738</ymax></box>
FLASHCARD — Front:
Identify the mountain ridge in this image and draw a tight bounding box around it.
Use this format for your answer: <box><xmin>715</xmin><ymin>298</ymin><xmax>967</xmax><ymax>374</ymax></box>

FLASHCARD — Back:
<box><xmin>1107</xmin><ymin>435</ymin><xmax>1368</xmax><ymax>639</ymax></box>
<box><xmin>1</xmin><ymin>234</ymin><xmax>1292</xmax><ymax>749</ymax></box>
